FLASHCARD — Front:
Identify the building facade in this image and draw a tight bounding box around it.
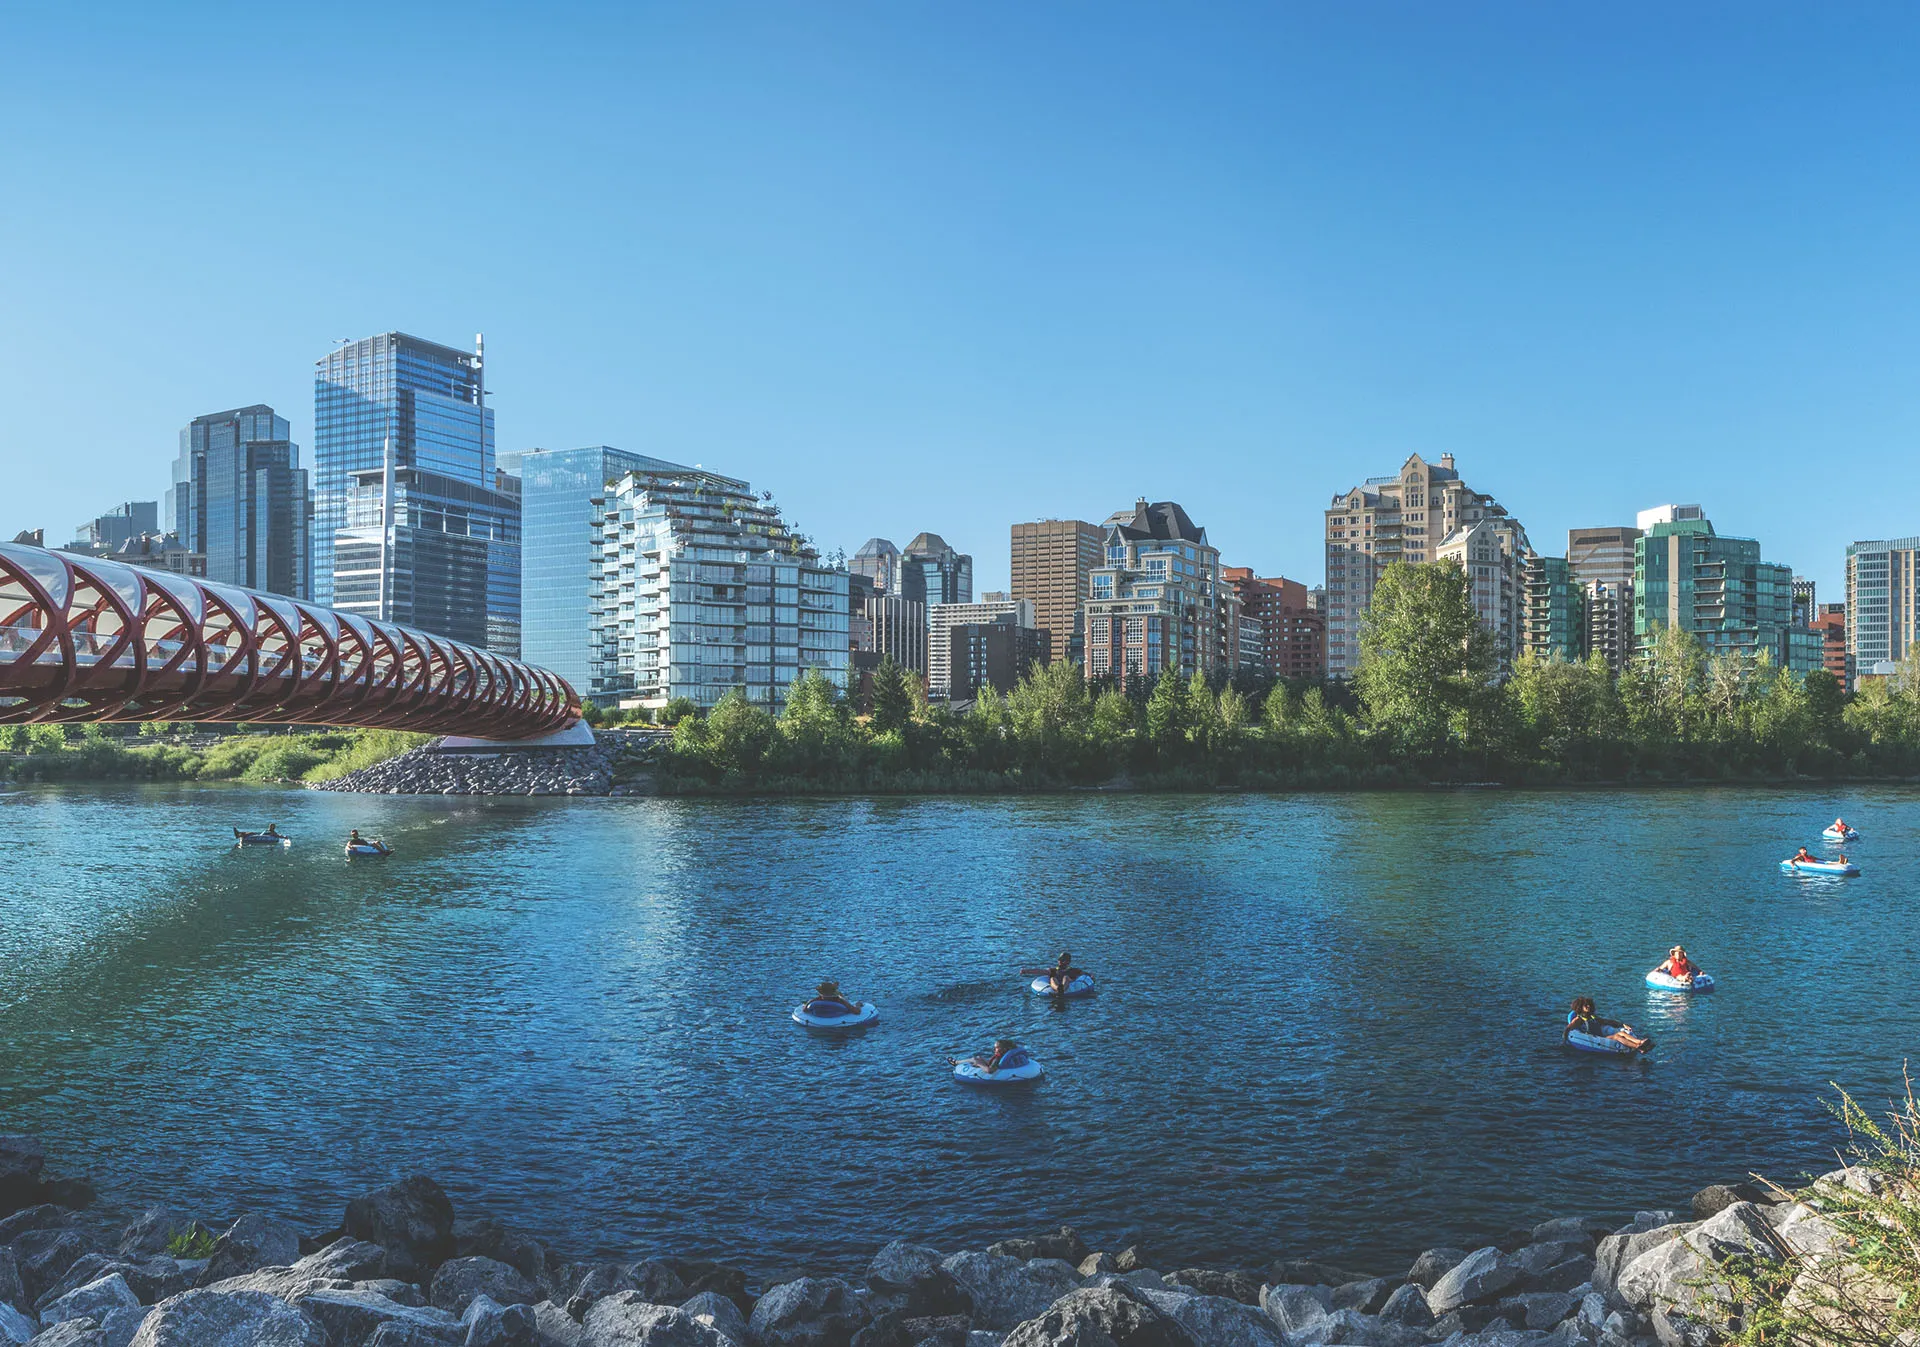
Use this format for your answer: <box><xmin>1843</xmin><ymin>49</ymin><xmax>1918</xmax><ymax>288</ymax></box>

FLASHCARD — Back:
<box><xmin>1010</xmin><ymin>518</ymin><xmax>1103</xmax><ymax>668</ymax></box>
<box><xmin>864</xmin><ymin>593</ymin><xmax>929</xmax><ymax>676</ymax></box>
<box><xmin>587</xmin><ymin>468</ymin><xmax>849</xmax><ymax>711</ymax></box>
<box><xmin>74</xmin><ymin>502</ymin><xmax>159</xmax><ymax>553</ymax></box>
<box><xmin>1635</xmin><ymin>514</ymin><xmax>1797</xmax><ymax>667</ymax></box>
<box><xmin>1324</xmin><ymin>454</ymin><xmax>1522</xmax><ymax>675</ymax></box>
<box><xmin>501</xmin><ymin>446</ymin><xmax>698</xmax><ymax>692</ymax></box>
<box><xmin>314</xmin><ymin>332</ymin><xmax>517</xmax><ymax>651</ymax></box>
<box><xmin>1812</xmin><ymin>603</ymin><xmax>1848</xmax><ymax>683</ymax></box>
<box><xmin>1220</xmin><ymin>569</ymin><xmax>1325</xmax><ymax>680</ymax></box>
<box><xmin>1085</xmin><ymin>499</ymin><xmax>1221</xmax><ymax>682</ymax></box>
<box><xmin>171</xmin><ymin>405</ymin><xmax>312</xmax><ymax>599</ymax></box>
<box><xmin>1567</xmin><ymin>526</ymin><xmax>1642</xmax><ymax>591</ymax></box>
<box><xmin>948</xmin><ymin>617</ymin><xmax>1051</xmax><ymax>701</ymax></box>
<box><xmin>1521</xmin><ymin>555</ymin><xmax>1583</xmax><ymax>661</ymax></box>
<box><xmin>927</xmin><ymin>596</ymin><xmax>1032</xmax><ymax>698</ymax></box>
<box><xmin>1435</xmin><ymin>514</ymin><xmax>1533</xmax><ymax>666</ymax></box>
<box><xmin>1583</xmin><ymin>582</ymin><xmax>1634</xmax><ymax>673</ymax></box>
<box><xmin>903</xmin><ymin>533</ymin><xmax>972</xmax><ymax>608</ymax></box>
<box><xmin>1845</xmin><ymin>537</ymin><xmax>1920</xmax><ymax>674</ymax></box>
<box><xmin>851</xmin><ymin>538</ymin><xmax>905</xmax><ymax>597</ymax></box>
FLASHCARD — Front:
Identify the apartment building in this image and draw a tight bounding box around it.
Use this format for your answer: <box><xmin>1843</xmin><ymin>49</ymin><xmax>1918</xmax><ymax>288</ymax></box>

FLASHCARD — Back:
<box><xmin>1636</xmin><ymin>513</ymin><xmax>1806</xmax><ymax>669</ymax></box>
<box><xmin>1522</xmin><ymin>555</ymin><xmax>1583</xmax><ymax>660</ymax></box>
<box><xmin>1221</xmin><ymin>568</ymin><xmax>1325</xmax><ymax>680</ymax></box>
<box><xmin>1845</xmin><ymin>537</ymin><xmax>1920</xmax><ymax>675</ymax></box>
<box><xmin>1323</xmin><ymin>453</ymin><xmax>1522</xmax><ymax>675</ymax></box>
<box><xmin>1085</xmin><ymin>499</ymin><xmax>1221</xmax><ymax>681</ymax></box>
<box><xmin>927</xmin><ymin>596</ymin><xmax>1031</xmax><ymax>698</ymax></box>
<box><xmin>1435</xmin><ymin>515</ymin><xmax>1533</xmax><ymax>665</ymax></box>
<box><xmin>1010</xmin><ymin>518</ymin><xmax>1103</xmax><ymax>666</ymax></box>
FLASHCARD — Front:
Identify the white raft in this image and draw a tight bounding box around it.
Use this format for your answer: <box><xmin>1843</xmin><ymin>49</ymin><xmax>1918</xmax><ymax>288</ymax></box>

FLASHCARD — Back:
<box><xmin>1029</xmin><ymin>973</ymin><xmax>1096</xmax><ymax>998</ymax></box>
<box><xmin>1565</xmin><ymin>1028</ymin><xmax>1650</xmax><ymax>1057</ymax></box>
<box><xmin>791</xmin><ymin>1000</ymin><xmax>878</xmax><ymax>1030</ymax></box>
<box><xmin>953</xmin><ymin>1053</ymin><xmax>1044</xmax><ymax>1085</ymax></box>
<box><xmin>345</xmin><ymin>842</ymin><xmax>392</xmax><ymax>857</ymax></box>
<box><xmin>1782</xmin><ymin>858</ymin><xmax>1859</xmax><ymax>876</ymax></box>
<box><xmin>1645</xmin><ymin>968</ymin><xmax>1715</xmax><ymax>993</ymax></box>
<box><xmin>1821</xmin><ymin>826</ymin><xmax>1859</xmax><ymax>841</ymax></box>
<box><xmin>234</xmin><ymin>830</ymin><xmax>291</xmax><ymax>847</ymax></box>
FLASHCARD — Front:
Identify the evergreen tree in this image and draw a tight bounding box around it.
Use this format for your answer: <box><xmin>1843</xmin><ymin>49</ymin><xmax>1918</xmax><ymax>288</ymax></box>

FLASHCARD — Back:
<box><xmin>871</xmin><ymin>657</ymin><xmax>912</xmax><ymax>734</ymax></box>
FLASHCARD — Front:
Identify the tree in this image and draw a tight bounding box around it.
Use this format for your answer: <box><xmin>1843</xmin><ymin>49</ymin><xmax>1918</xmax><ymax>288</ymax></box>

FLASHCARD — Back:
<box><xmin>660</xmin><ymin>696</ymin><xmax>698</xmax><ymax>726</ymax></box>
<box><xmin>1354</xmin><ymin>559</ymin><xmax>1495</xmax><ymax>756</ymax></box>
<box><xmin>870</xmin><ymin>657</ymin><xmax>912</xmax><ymax>734</ymax></box>
<box><xmin>1144</xmin><ymin>668</ymin><xmax>1186</xmax><ymax>749</ymax></box>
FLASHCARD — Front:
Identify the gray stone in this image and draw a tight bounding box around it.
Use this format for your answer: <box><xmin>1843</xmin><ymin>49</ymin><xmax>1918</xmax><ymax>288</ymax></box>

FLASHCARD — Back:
<box><xmin>1528</xmin><ymin>1220</ymin><xmax>1608</xmax><ymax>1249</ymax></box>
<box><xmin>1649</xmin><ymin>1304</ymin><xmax>1714</xmax><ymax>1347</ymax></box>
<box><xmin>345</xmin><ymin>1177</ymin><xmax>457</xmax><ymax>1282</ymax></box>
<box><xmin>202</xmin><ymin>1267</ymin><xmax>346</xmax><ymax>1302</ymax></box>
<box><xmin>38</xmin><ymin>1258</ymin><xmax>188</xmax><ymax>1312</ymax></box>
<box><xmin>10</xmin><ymin>1232</ymin><xmax>87</xmax><ymax>1307</ymax></box>
<box><xmin>453</xmin><ymin>1221</ymin><xmax>554</xmax><ymax>1298</ymax></box>
<box><xmin>126</xmin><ymin>1289</ymin><xmax>328</xmax><ymax>1346</ymax></box>
<box><xmin>1493</xmin><ymin>1292</ymin><xmax>1576</xmax><ymax>1331</ymax></box>
<box><xmin>1257</xmin><ymin>1283</ymin><xmax>1331</xmax><ymax>1337</ymax></box>
<box><xmin>678</xmin><ymin>1291</ymin><xmax>747</xmax><ymax>1346</ymax></box>
<box><xmin>1001</xmin><ymin>1287</ymin><xmax>1192</xmax><ymax>1347</ymax></box>
<box><xmin>111</xmin><ymin>1213</ymin><xmax>185</xmax><ymax>1262</ymax></box>
<box><xmin>293</xmin><ymin>1286</ymin><xmax>464</xmax><ymax>1344</ymax></box>
<box><xmin>1528</xmin><ymin>1257</ymin><xmax>1595</xmax><ymax>1296</ymax></box>
<box><xmin>1332</xmin><ymin>1276</ymin><xmax>1400</xmax><ymax>1314</ymax></box>
<box><xmin>866</xmin><ymin>1243</ymin><xmax>970</xmax><ymax>1320</ymax></box>
<box><xmin>0</xmin><ymin>1299</ymin><xmax>33</xmax><ymax>1346</ymax></box>
<box><xmin>41</xmin><ymin>1278</ymin><xmax>139</xmax><ymax>1330</ymax></box>
<box><xmin>939</xmin><ymin>1255</ymin><xmax>1078</xmax><ymax>1332</ymax></box>
<box><xmin>361</xmin><ymin>1279</ymin><xmax>431</xmax><ymax>1307</ymax></box>
<box><xmin>1073</xmin><ymin>1255</ymin><xmax>1112</xmax><ymax>1280</ymax></box>
<box><xmin>0</xmin><ymin>1247</ymin><xmax>21</xmax><ymax>1312</ymax></box>
<box><xmin>1111</xmin><ymin>1248</ymin><xmax>1153</xmax><ymax>1275</ymax></box>
<box><xmin>1378</xmin><ymin>1282</ymin><xmax>1433</xmax><ymax>1328</ymax></box>
<box><xmin>22</xmin><ymin>1321</ymin><xmax>101</xmax><ymax>1347</ymax></box>
<box><xmin>1166</xmin><ymin>1269</ymin><xmax>1263</xmax><ymax>1306</ymax></box>
<box><xmin>1427</xmin><ymin>1249</ymin><xmax>1521</xmax><ymax>1313</ymax></box>
<box><xmin>1591</xmin><ymin>1224</ymin><xmax>1690</xmax><ymax>1297</ymax></box>
<box><xmin>1289</xmin><ymin>1308</ymin><xmax>1426</xmax><ymax>1346</ymax></box>
<box><xmin>295</xmin><ymin>1237</ymin><xmax>391</xmax><ymax>1282</ymax></box>
<box><xmin>1132</xmin><ymin>1287</ymin><xmax>1281</xmax><ymax>1347</ymax></box>
<box><xmin>1688</xmin><ymin>1185</ymin><xmax>1761</xmax><ymax>1220</ymax></box>
<box><xmin>1771</xmin><ymin>1204</ymin><xmax>1844</xmax><ymax>1258</ymax></box>
<box><xmin>433</xmin><ymin>1257</ymin><xmax>540</xmax><ymax>1316</ymax></box>
<box><xmin>1269</xmin><ymin>1259</ymin><xmax>1365</xmax><ymax>1288</ymax></box>
<box><xmin>93</xmin><ymin>1307</ymin><xmax>150</xmax><ymax>1347</ymax></box>
<box><xmin>198</xmin><ymin>1214</ymin><xmax>303</xmax><ymax>1287</ymax></box>
<box><xmin>462</xmin><ymin>1294</ymin><xmax>537</xmax><ymax>1347</ymax></box>
<box><xmin>746</xmin><ymin>1277</ymin><xmax>867</xmax><ymax>1347</ymax></box>
<box><xmin>580</xmin><ymin>1294</ymin><xmax>731</xmax><ymax>1347</ymax></box>
<box><xmin>966</xmin><ymin>1337</ymin><xmax>1003</xmax><ymax>1347</ymax></box>
<box><xmin>1406</xmin><ymin>1249</ymin><xmax>1469</xmax><ymax>1291</ymax></box>
<box><xmin>364</xmin><ymin>1323</ymin><xmax>464</xmax><ymax>1347</ymax></box>
<box><xmin>532</xmin><ymin>1301</ymin><xmax>584</xmax><ymax>1347</ymax></box>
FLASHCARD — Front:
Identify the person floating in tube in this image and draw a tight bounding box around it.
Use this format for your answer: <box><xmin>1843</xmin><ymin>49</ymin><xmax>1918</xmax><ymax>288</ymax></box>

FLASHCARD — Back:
<box><xmin>809</xmin><ymin>980</ymin><xmax>860</xmax><ymax>1015</ymax></box>
<box><xmin>1658</xmin><ymin>945</ymin><xmax>1698</xmax><ymax>986</ymax></box>
<box><xmin>1566</xmin><ymin>996</ymin><xmax>1649</xmax><ymax>1052</ymax></box>
<box><xmin>971</xmin><ymin>1039</ymin><xmax>1024</xmax><ymax>1074</ymax></box>
<box><xmin>1022</xmin><ymin>952</ymin><xmax>1084</xmax><ymax>995</ymax></box>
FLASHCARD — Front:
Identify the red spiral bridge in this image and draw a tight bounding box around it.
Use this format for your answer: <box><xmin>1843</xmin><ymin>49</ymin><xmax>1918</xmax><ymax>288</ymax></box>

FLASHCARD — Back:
<box><xmin>0</xmin><ymin>541</ymin><xmax>580</xmax><ymax>739</ymax></box>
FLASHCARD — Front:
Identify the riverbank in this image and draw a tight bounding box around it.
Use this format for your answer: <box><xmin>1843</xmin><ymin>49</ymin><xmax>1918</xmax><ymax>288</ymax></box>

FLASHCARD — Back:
<box><xmin>0</xmin><ymin>728</ymin><xmax>427</xmax><ymax>787</ymax></box>
<box><xmin>0</xmin><ymin>1133</ymin><xmax>1887</xmax><ymax>1347</ymax></box>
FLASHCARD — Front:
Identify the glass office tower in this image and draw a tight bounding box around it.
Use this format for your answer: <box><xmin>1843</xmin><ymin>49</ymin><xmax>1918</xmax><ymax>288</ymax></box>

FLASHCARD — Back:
<box><xmin>500</xmin><ymin>446</ymin><xmax>705</xmax><ymax>693</ymax></box>
<box><xmin>172</xmin><ymin>404</ymin><xmax>312</xmax><ymax>598</ymax></box>
<box><xmin>314</xmin><ymin>332</ymin><xmax>518</xmax><ymax>652</ymax></box>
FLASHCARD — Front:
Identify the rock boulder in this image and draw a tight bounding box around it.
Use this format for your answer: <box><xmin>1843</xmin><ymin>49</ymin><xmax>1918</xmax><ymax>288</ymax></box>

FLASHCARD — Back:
<box><xmin>432</xmin><ymin>1256</ymin><xmax>539</xmax><ymax>1316</ymax></box>
<box><xmin>344</xmin><ymin>1177</ymin><xmax>457</xmax><ymax>1282</ymax></box>
<box><xmin>1002</xmin><ymin>1287</ymin><xmax>1193</xmax><ymax>1347</ymax></box>
<box><xmin>1427</xmin><ymin>1248</ymin><xmax>1521</xmax><ymax>1313</ymax></box>
<box><xmin>126</xmin><ymin>1289</ymin><xmax>327</xmax><ymax>1346</ymax></box>
<box><xmin>940</xmin><ymin>1255</ymin><xmax>1078</xmax><ymax>1332</ymax></box>
<box><xmin>746</xmin><ymin>1277</ymin><xmax>867</xmax><ymax>1347</ymax></box>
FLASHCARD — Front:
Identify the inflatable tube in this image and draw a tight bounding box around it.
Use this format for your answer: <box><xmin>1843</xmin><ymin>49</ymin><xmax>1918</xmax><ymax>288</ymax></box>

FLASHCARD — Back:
<box><xmin>1565</xmin><ymin>1029</ymin><xmax>1650</xmax><ymax>1057</ymax></box>
<box><xmin>1781</xmin><ymin>859</ymin><xmax>1859</xmax><ymax>876</ymax></box>
<box><xmin>1645</xmin><ymin>969</ymin><xmax>1715</xmax><ymax>993</ymax></box>
<box><xmin>1821</xmin><ymin>827</ymin><xmax>1859</xmax><ymax>841</ymax></box>
<box><xmin>953</xmin><ymin>1053</ymin><xmax>1044</xmax><ymax>1085</ymax></box>
<box><xmin>791</xmin><ymin>1000</ymin><xmax>878</xmax><ymax>1030</ymax></box>
<box><xmin>1029</xmin><ymin>973</ymin><xmax>1096</xmax><ymax>998</ymax></box>
<box><xmin>234</xmin><ymin>831</ymin><xmax>291</xmax><ymax>847</ymax></box>
<box><xmin>345</xmin><ymin>843</ymin><xmax>391</xmax><ymax>857</ymax></box>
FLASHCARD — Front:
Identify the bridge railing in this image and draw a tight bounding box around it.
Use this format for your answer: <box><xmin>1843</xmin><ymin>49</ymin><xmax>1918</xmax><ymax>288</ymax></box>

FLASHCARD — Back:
<box><xmin>0</xmin><ymin>541</ymin><xmax>581</xmax><ymax>739</ymax></box>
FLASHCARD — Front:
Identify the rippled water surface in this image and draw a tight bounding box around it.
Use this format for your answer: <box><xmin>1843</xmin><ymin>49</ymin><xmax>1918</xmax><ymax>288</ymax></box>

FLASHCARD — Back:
<box><xmin>2</xmin><ymin>784</ymin><xmax>1915</xmax><ymax>1277</ymax></box>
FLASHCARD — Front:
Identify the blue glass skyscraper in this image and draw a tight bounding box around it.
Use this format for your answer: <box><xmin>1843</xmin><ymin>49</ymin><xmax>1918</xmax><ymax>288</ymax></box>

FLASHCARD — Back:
<box><xmin>171</xmin><ymin>404</ymin><xmax>312</xmax><ymax>598</ymax></box>
<box><xmin>498</xmin><ymin>446</ymin><xmax>704</xmax><ymax>692</ymax></box>
<box><xmin>314</xmin><ymin>332</ymin><xmax>520</xmax><ymax>654</ymax></box>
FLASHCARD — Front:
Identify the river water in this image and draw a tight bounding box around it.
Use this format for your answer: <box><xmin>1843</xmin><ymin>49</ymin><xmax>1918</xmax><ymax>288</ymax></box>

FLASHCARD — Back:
<box><xmin>1</xmin><ymin>785</ymin><xmax>1912</xmax><ymax>1278</ymax></box>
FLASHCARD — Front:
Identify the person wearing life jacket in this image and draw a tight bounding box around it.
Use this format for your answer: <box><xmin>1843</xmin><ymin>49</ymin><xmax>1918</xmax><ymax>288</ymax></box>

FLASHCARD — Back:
<box><xmin>1660</xmin><ymin>946</ymin><xmax>1698</xmax><ymax>983</ymax></box>
<box><xmin>1831</xmin><ymin>817</ymin><xmax>1851</xmax><ymax>835</ymax></box>
<box><xmin>808</xmin><ymin>980</ymin><xmax>859</xmax><ymax>1015</ymax></box>
<box><xmin>1791</xmin><ymin>847</ymin><xmax>1814</xmax><ymax>864</ymax></box>
<box><xmin>1047</xmin><ymin>952</ymin><xmax>1082</xmax><ymax>995</ymax></box>
<box><xmin>972</xmin><ymin>1039</ymin><xmax>1025</xmax><ymax>1073</ymax></box>
<box><xmin>1566</xmin><ymin>996</ymin><xmax>1648</xmax><ymax>1050</ymax></box>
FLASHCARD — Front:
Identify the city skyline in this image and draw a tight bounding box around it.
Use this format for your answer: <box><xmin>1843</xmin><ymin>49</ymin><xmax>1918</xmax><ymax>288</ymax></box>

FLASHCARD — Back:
<box><xmin>7</xmin><ymin>6</ymin><xmax>1920</xmax><ymax>599</ymax></box>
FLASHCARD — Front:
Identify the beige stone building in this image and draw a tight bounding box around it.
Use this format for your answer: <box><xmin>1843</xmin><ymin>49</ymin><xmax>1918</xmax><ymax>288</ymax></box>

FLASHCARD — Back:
<box><xmin>1010</xmin><ymin>518</ymin><xmax>1103</xmax><ymax>667</ymax></box>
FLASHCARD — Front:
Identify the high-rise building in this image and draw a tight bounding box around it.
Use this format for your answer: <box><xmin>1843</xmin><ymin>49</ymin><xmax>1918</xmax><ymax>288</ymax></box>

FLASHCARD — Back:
<box><xmin>501</xmin><ymin>446</ymin><xmax>700</xmax><ymax>692</ymax></box>
<box><xmin>1010</xmin><ymin>518</ymin><xmax>1103</xmax><ymax>667</ymax></box>
<box><xmin>1636</xmin><ymin>513</ymin><xmax>1798</xmax><ymax>667</ymax></box>
<box><xmin>1085</xmin><ymin>499</ymin><xmax>1221</xmax><ymax>682</ymax></box>
<box><xmin>171</xmin><ymin>405</ymin><xmax>312</xmax><ymax>599</ymax></box>
<box><xmin>1522</xmin><ymin>555</ymin><xmax>1583</xmax><ymax>661</ymax></box>
<box><xmin>73</xmin><ymin>502</ymin><xmax>159</xmax><ymax>554</ymax></box>
<box><xmin>1220</xmin><ymin>569</ymin><xmax>1325</xmax><ymax>680</ymax></box>
<box><xmin>314</xmin><ymin>332</ymin><xmax>517</xmax><ymax>651</ymax></box>
<box><xmin>851</xmin><ymin>538</ymin><xmax>905</xmax><ymax>597</ymax></box>
<box><xmin>1845</xmin><ymin>537</ymin><xmax>1920</xmax><ymax>675</ymax></box>
<box><xmin>1435</xmin><ymin>514</ymin><xmax>1534</xmax><ymax>665</ymax></box>
<box><xmin>864</xmin><ymin>593</ymin><xmax>928</xmax><ymax>676</ymax></box>
<box><xmin>947</xmin><ymin>617</ymin><xmax>1051</xmax><ymax>701</ymax></box>
<box><xmin>903</xmin><ymin>533</ymin><xmax>972</xmax><ymax>608</ymax></box>
<box><xmin>1324</xmin><ymin>454</ymin><xmax>1522</xmax><ymax>676</ymax></box>
<box><xmin>1583</xmin><ymin>582</ymin><xmax>1634</xmax><ymax>674</ymax></box>
<box><xmin>1812</xmin><ymin>603</ymin><xmax>1848</xmax><ymax>684</ymax></box>
<box><xmin>587</xmin><ymin>467</ymin><xmax>848</xmax><ymax>711</ymax></box>
<box><xmin>1568</xmin><ymin>526</ymin><xmax>1641</xmax><ymax>591</ymax></box>
<box><xmin>928</xmin><ymin>595</ymin><xmax>1032</xmax><ymax>698</ymax></box>
<box><xmin>1791</xmin><ymin>577</ymin><xmax>1817</xmax><ymax>627</ymax></box>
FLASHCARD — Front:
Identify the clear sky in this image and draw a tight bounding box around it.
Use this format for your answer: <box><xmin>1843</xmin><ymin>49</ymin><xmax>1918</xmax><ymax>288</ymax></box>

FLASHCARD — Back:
<box><xmin>3</xmin><ymin>3</ymin><xmax>1916</xmax><ymax>599</ymax></box>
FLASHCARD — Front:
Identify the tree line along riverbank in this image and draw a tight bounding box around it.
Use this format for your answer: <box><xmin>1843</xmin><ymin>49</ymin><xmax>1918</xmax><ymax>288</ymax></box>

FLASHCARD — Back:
<box><xmin>0</xmin><ymin>1082</ymin><xmax>1914</xmax><ymax>1347</ymax></box>
<box><xmin>0</xmin><ymin>725</ymin><xmax>429</xmax><ymax>787</ymax></box>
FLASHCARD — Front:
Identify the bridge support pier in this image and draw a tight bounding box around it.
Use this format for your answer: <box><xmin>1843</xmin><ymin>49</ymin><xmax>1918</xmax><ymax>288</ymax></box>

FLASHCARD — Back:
<box><xmin>434</xmin><ymin>720</ymin><xmax>597</xmax><ymax>751</ymax></box>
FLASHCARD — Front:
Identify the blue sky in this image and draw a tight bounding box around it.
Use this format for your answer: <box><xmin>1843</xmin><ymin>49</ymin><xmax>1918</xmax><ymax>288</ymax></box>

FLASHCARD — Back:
<box><xmin>3</xmin><ymin>3</ymin><xmax>1916</xmax><ymax>599</ymax></box>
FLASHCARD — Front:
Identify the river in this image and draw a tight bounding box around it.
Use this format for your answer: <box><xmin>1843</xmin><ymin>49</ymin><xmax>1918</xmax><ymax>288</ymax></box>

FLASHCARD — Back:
<box><xmin>1</xmin><ymin>784</ymin><xmax>1911</xmax><ymax>1279</ymax></box>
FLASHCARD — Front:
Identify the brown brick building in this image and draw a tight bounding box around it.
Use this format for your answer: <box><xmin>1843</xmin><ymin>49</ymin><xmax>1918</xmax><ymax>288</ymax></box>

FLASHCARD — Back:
<box><xmin>1010</xmin><ymin>518</ymin><xmax>1103</xmax><ymax>667</ymax></box>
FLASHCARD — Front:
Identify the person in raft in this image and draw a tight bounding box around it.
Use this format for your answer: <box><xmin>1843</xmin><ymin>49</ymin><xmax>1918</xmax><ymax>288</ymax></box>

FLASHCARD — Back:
<box><xmin>264</xmin><ymin>823</ymin><xmax>281</xmax><ymax>837</ymax></box>
<box><xmin>1566</xmin><ymin>996</ymin><xmax>1649</xmax><ymax>1050</ymax></box>
<box><xmin>1791</xmin><ymin>846</ymin><xmax>1815</xmax><ymax>864</ymax></box>
<box><xmin>971</xmin><ymin>1039</ymin><xmax>1024</xmax><ymax>1073</ymax></box>
<box><xmin>1658</xmin><ymin>945</ymin><xmax>1698</xmax><ymax>984</ymax></box>
<box><xmin>808</xmin><ymin>980</ymin><xmax>860</xmax><ymax>1015</ymax></box>
<box><xmin>1832</xmin><ymin>817</ymin><xmax>1852</xmax><ymax>834</ymax></box>
<box><xmin>1027</xmin><ymin>952</ymin><xmax>1082</xmax><ymax>994</ymax></box>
